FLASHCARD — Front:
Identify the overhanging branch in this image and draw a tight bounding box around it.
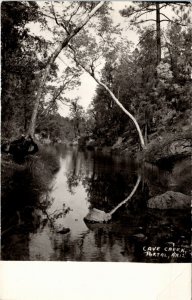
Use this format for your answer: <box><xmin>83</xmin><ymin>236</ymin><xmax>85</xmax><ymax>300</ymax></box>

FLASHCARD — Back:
<box><xmin>68</xmin><ymin>44</ymin><xmax>146</xmax><ymax>150</ymax></box>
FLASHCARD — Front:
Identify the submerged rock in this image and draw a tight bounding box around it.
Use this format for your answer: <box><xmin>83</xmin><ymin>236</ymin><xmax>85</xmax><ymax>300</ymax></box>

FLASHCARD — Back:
<box><xmin>84</xmin><ymin>208</ymin><xmax>111</xmax><ymax>223</ymax></box>
<box><xmin>147</xmin><ymin>191</ymin><xmax>191</xmax><ymax>209</ymax></box>
<box><xmin>132</xmin><ymin>233</ymin><xmax>147</xmax><ymax>241</ymax></box>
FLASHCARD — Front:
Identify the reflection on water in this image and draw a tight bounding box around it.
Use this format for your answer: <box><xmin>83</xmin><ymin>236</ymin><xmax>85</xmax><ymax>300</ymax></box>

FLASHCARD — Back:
<box><xmin>1</xmin><ymin>145</ymin><xmax>191</xmax><ymax>262</ymax></box>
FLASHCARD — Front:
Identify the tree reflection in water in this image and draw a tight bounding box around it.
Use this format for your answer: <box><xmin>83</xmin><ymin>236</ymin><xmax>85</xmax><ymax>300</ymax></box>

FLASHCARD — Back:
<box><xmin>2</xmin><ymin>146</ymin><xmax>191</xmax><ymax>262</ymax></box>
<box><xmin>37</xmin><ymin>147</ymin><xmax>190</xmax><ymax>262</ymax></box>
<box><xmin>1</xmin><ymin>153</ymin><xmax>71</xmax><ymax>260</ymax></box>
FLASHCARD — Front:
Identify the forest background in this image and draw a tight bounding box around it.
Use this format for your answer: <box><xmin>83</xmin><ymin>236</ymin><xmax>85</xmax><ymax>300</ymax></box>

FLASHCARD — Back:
<box><xmin>1</xmin><ymin>1</ymin><xmax>192</xmax><ymax>155</ymax></box>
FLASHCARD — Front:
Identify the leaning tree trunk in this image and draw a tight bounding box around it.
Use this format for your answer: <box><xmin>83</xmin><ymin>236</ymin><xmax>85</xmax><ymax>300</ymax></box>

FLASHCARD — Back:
<box><xmin>97</xmin><ymin>80</ymin><xmax>146</xmax><ymax>150</ymax></box>
<box><xmin>27</xmin><ymin>1</ymin><xmax>105</xmax><ymax>137</ymax></box>
<box><xmin>70</xmin><ymin>51</ymin><xmax>146</xmax><ymax>150</ymax></box>
<box><xmin>144</xmin><ymin>123</ymin><xmax>148</xmax><ymax>145</ymax></box>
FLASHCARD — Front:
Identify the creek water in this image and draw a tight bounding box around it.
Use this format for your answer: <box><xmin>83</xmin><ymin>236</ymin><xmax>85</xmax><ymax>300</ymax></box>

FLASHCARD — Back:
<box><xmin>1</xmin><ymin>145</ymin><xmax>191</xmax><ymax>262</ymax></box>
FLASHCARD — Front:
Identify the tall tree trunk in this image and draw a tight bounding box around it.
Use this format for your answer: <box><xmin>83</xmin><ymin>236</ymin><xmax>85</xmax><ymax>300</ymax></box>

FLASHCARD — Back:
<box><xmin>156</xmin><ymin>2</ymin><xmax>161</xmax><ymax>66</ymax></box>
<box><xmin>27</xmin><ymin>1</ymin><xmax>105</xmax><ymax>137</ymax></box>
<box><xmin>98</xmin><ymin>81</ymin><xmax>146</xmax><ymax>150</ymax></box>
<box><xmin>24</xmin><ymin>96</ymin><xmax>27</xmax><ymax>132</ymax></box>
<box><xmin>144</xmin><ymin>123</ymin><xmax>148</xmax><ymax>145</ymax></box>
<box><xmin>70</xmin><ymin>51</ymin><xmax>146</xmax><ymax>150</ymax></box>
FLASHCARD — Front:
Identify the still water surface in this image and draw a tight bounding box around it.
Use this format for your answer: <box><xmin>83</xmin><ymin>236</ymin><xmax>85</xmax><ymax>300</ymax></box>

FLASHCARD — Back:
<box><xmin>2</xmin><ymin>145</ymin><xmax>191</xmax><ymax>262</ymax></box>
<box><xmin>30</xmin><ymin>147</ymin><xmax>141</xmax><ymax>261</ymax></box>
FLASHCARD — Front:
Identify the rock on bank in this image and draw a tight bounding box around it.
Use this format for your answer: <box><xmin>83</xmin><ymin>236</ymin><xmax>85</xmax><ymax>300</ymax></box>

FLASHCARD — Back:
<box><xmin>147</xmin><ymin>191</ymin><xmax>191</xmax><ymax>209</ymax></box>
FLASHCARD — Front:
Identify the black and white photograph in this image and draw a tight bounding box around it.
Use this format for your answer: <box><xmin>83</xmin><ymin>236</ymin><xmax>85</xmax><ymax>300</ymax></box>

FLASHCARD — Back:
<box><xmin>1</xmin><ymin>1</ymin><xmax>191</xmax><ymax>265</ymax></box>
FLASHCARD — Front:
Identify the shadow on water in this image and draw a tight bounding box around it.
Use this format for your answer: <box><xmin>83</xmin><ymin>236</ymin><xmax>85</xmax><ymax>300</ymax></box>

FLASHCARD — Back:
<box><xmin>1</xmin><ymin>145</ymin><xmax>191</xmax><ymax>262</ymax></box>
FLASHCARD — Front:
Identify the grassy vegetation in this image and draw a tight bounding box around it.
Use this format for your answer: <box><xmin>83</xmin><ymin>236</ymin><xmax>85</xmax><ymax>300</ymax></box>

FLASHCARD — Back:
<box><xmin>1</xmin><ymin>145</ymin><xmax>60</xmax><ymax>202</ymax></box>
<box><xmin>1</xmin><ymin>145</ymin><xmax>61</xmax><ymax>259</ymax></box>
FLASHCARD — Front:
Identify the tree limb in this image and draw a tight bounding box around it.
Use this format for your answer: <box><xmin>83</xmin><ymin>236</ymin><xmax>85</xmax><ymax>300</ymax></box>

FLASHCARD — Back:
<box><xmin>134</xmin><ymin>9</ymin><xmax>157</xmax><ymax>20</ymax></box>
<box><xmin>65</xmin><ymin>2</ymin><xmax>82</xmax><ymax>30</ymax></box>
<box><xmin>136</xmin><ymin>29</ymin><xmax>157</xmax><ymax>46</ymax></box>
<box><xmin>68</xmin><ymin>44</ymin><xmax>146</xmax><ymax>150</ymax></box>
<box><xmin>160</xmin><ymin>12</ymin><xmax>188</xmax><ymax>26</ymax></box>
<box><xmin>51</xmin><ymin>1</ymin><xmax>70</xmax><ymax>34</ymax></box>
<box><xmin>121</xmin><ymin>4</ymin><xmax>154</xmax><ymax>17</ymax></box>
<box><xmin>28</xmin><ymin>1</ymin><xmax>105</xmax><ymax>136</ymax></box>
<box><xmin>131</xmin><ymin>19</ymin><xmax>157</xmax><ymax>25</ymax></box>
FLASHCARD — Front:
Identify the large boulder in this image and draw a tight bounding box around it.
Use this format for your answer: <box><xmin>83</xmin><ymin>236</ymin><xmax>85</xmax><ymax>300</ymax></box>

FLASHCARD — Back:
<box><xmin>144</xmin><ymin>134</ymin><xmax>191</xmax><ymax>168</ymax></box>
<box><xmin>147</xmin><ymin>191</ymin><xmax>191</xmax><ymax>209</ymax></box>
<box><xmin>155</xmin><ymin>139</ymin><xmax>191</xmax><ymax>163</ymax></box>
<box><xmin>169</xmin><ymin>139</ymin><xmax>191</xmax><ymax>156</ymax></box>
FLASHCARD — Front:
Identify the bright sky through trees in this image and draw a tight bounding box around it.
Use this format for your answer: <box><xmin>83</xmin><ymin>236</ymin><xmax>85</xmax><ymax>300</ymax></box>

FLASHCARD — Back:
<box><xmin>59</xmin><ymin>1</ymin><xmax>139</xmax><ymax>117</ymax></box>
<box><xmin>27</xmin><ymin>1</ymin><xmax>182</xmax><ymax>117</ymax></box>
<box><xmin>27</xmin><ymin>1</ymin><xmax>136</xmax><ymax>117</ymax></box>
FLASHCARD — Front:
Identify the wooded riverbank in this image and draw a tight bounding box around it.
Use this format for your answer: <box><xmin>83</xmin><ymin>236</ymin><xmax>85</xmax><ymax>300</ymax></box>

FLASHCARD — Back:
<box><xmin>1</xmin><ymin>1</ymin><xmax>191</xmax><ymax>263</ymax></box>
<box><xmin>1</xmin><ymin>144</ymin><xmax>191</xmax><ymax>262</ymax></box>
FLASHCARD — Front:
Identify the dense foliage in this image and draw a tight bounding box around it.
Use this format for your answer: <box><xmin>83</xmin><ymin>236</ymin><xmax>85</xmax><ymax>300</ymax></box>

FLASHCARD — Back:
<box><xmin>88</xmin><ymin>6</ymin><xmax>192</xmax><ymax>149</ymax></box>
<box><xmin>1</xmin><ymin>1</ymin><xmax>105</xmax><ymax>141</ymax></box>
<box><xmin>1</xmin><ymin>1</ymin><xmax>191</xmax><ymax>148</ymax></box>
<box><xmin>1</xmin><ymin>1</ymin><xmax>40</xmax><ymax>137</ymax></box>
